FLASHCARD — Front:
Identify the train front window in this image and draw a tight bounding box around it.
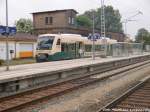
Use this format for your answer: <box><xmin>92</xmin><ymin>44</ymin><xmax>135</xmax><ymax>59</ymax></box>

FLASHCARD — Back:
<box><xmin>37</xmin><ymin>36</ymin><xmax>54</xmax><ymax>50</ymax></box>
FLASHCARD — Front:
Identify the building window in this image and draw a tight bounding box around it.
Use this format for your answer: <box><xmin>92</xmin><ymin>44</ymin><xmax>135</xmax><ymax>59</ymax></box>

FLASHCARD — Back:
<box><xmin>68</xmin><ymin>17</ymin><xmax>71</xmax><ymax>24</ymax></box>
<box><xmin>68</xmin><ymin>17</ymin><xmax>75</xmax><ymax>25</ymax></box>
<box><xmin>72</xmin><ymin>18</ymin><xmax>74</xmax><ymax>25</ymax></box>
<box><xmin>45</xmin><ymin>17</ymin><xmax>53</xmax><ymax>25</ymax></box>
<box><xmin>50</xmin><ymin>17</ymin><xmax>53</xmax><ymax>24</ymax></box>
<box><xmin>45</xmin><ymin>17</ymin><xmax>49</xmax><ymax>25</ymax></box>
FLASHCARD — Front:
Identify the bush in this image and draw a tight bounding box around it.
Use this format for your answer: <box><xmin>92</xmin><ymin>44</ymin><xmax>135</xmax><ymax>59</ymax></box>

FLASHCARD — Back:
<box><xmin>0</xmin><ymin>59</ymin><xmax>4</xmax><ymax>66</ymax></box>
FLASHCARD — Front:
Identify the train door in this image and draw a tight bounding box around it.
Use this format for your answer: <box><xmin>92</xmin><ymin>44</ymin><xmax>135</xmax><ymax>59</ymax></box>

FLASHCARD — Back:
<box><xmin>60</xmin><ymin>43</ymin><xmax>69</xmax><ymax>59</ymax></box>
<box><xmin>61</xmin><ymin>43</ymin><xmax>68</xmax><ymax>52</ymax></box>
<box><xmin>75</xmin><ymin>41</ymin><xmax>83</xmax><ymax>58</ymax></box>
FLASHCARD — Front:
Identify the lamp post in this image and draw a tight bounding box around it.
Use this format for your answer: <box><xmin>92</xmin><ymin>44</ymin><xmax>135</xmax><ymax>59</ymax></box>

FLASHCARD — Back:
<box><xmin>6</xmin><ymin>0</ymin><xmax>9</xmax><ymax>71</ymax></box>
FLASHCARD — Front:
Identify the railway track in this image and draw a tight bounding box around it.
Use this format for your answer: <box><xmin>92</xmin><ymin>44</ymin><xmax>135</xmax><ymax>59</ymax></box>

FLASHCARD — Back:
<box><xmin>0</xmin><ymin>60</ymin><xmax>150</xmax><ymax>112</ymax></box>
<box><xmin>99</xmin><ymin>76</ymin><xmax>150</xmax><ymax>112</ymax></box>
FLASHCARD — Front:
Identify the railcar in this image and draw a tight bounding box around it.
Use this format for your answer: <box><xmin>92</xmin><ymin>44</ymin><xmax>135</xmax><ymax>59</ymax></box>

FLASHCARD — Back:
<box><xmin>36</xmin><ymin>34</ymin><xmax>117</xmax><ymax>62</ymax></box>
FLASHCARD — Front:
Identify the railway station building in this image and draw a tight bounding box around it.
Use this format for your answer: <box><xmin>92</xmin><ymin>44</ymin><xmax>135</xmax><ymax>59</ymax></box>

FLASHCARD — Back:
<box><xmin>32</xmin><ymin>9</ymin><xmax>126</xmax><ymax>42</ymax></box>
<box><xmin>0</xmin><ymin>33</ymin><xmax>37</xmax><ymax>60</ymax></box>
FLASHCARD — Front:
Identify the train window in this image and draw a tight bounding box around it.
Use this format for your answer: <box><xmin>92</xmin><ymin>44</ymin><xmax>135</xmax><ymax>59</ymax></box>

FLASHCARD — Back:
<box><xmin>56</xmin><ymin>39</ymin><xmax>61</xmax><ymax>45</ymax></box>
<box><xmin>95</xmin><ymin>45</ymin><xmax>101</xmax><ymax>51</ymax></box>
<box><xmin>85</xmin><ymin>45</ymin><xmax>92</xmax><ymax>52</ymax></box>
<box><xmin>37</xmin><ymin>36</ymin><xmax>54</xmax><ymax>50</ymax></box>
<box><xmin>68</xmin><ymin>44</ymin><xmax>75</xmax><ymax>51</ymax></box>
<box><xmin>72</xmin><ymin>44</ymin><xmax>75</xmax><ymax>50</ymax></box>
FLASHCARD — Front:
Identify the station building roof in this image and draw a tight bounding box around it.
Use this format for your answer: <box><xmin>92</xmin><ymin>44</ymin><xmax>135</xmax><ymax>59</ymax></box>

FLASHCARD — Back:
<box><xmin>0</xmin><ymin>33</ymin><xmax>37</xmax><ymax>42</ymax></box>
<box><xmin>32</xmin><ymin>9</ymin><xmax>78</xmax><ymax>14</ymax></box>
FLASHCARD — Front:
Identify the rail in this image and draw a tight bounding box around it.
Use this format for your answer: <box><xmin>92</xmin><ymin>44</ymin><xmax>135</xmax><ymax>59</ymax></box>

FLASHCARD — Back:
<box><xmin>0</xmin><ymin>60</ymin><xmax>150</xmax><ymax>111</ymax></box>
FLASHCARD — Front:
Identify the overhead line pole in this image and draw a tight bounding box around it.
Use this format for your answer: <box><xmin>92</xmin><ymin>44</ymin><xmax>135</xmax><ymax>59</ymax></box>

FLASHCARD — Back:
<box><xmin>122</xmin><ymin>11</ymin><xmax>143</xmax><ymax>56</ymax></box>
<box><xmin>92</xmin><ymin>12</ymin><xmax>95</xmax><ymax>60</ymax></box>
<box><xmin>122</xmin><ymin>11</ymin><xmax>143</xmax><ymax>35</ymax></box>
<box><xmin>101</xmin><ymin>0</ymin><xmax>107</xmax><ymax>57</ymax></box>
<box><xmin>101</xmin><ymin>0</ymin><xmax>106</xmax><ymax>38</ymax></box>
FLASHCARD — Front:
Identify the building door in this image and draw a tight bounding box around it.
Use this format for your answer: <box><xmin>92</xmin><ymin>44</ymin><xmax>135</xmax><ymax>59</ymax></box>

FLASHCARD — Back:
<box><xmin>19</xmin><ymin>43</ymin><xmax>34</xmax><ymax>58</ymax></box>
<box><xmin>75</xmin><ymin>42</ymin><xmax>83</xmax><ymax>58</ymax></box>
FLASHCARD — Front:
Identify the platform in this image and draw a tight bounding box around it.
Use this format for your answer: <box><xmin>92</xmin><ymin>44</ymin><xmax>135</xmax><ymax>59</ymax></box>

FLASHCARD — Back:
<box><xmin>0</xmin><ymin>53</ymin><xmax>150</xmax><ymax>93</ymax></box>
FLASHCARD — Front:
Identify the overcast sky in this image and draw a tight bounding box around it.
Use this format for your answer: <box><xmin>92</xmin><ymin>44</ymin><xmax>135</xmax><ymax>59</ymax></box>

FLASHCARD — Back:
<box><xmin>0</xmin><ymin>0</ymin><xmax>150</xmax><ymax>38</ymax></box>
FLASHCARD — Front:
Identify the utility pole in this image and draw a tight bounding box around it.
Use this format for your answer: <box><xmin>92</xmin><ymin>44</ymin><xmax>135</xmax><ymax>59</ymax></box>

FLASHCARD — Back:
<box><xmin>101</xmin><ymin>0</ymin><xmax>107</xmax><ymax>57</ymax></box>
<box><xmin>122</xmin><ymin>11</ymin><xmax>143</xmax><ymax>35</ymax></box>
<box><xmin>6</xmin><ymin>0</ymin><xmax>9</xmax><ymax>71</ymax></box>
<box><xmin>123</xmin><ymin>19</ymin><xmax>137</xmax><ymax>36</ymax></box>
<box><xmin>92</xmin><ymin>11</ymin><xmax>95</xmax><ymax>60</ymax></box>
<box><xmin>122</xmin><ymin>11</ymin><xmax>143</xmax><ymax>56</ymax></box>
<box><xmin>101</xmin><ymin>0</ymin><xmax>106</xmax><ymax>38</ymax></box>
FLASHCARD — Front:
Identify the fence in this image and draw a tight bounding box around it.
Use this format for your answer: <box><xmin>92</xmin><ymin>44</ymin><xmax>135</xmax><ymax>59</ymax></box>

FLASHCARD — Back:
<box><xmin>108</xmin><ymin>42</ymin><xmax>143</xmax><ymax>57</ymax></box>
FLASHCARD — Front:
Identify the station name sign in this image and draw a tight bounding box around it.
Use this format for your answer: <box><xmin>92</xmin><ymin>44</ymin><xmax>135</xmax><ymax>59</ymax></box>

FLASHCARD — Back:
<box><xmin>88</xmin><ymin>33</ymin><xmax>101</xmax><ymax>41</ymax></box>
<box><xmin>0</xmin><ymin>25</ymin><xmax>17</xmax><ymax>35</ymax></box>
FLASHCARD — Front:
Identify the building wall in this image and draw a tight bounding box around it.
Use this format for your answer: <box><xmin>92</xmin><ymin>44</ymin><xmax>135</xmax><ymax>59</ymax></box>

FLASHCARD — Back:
<box><xmin>0</xmin><ymin>42</ymin><xmax>5</xmax><ymax>59</ymax></box>
<box><xmin>0</xmin><ymin>41</ymin><xmax>37</xmax><ymax>60</ymax></box>
<box><xmin>0</xmin><ymin>41</ymin><xmax>15</xmax><ymax>60</ymax></box>
<box><xmin>33</xmin><ymin>10</ymin><xmax>76</xmax><ymax>29</ymax></box>
<box><xmin>65</xmin><ymin>10</ymin><xmax>76</xmax><ymax>26</ymax></box>
<box><xmin>34</xmin><ymin>27</ymin><xmax>125</xmax><ymax>42</ymax></box>
<box><xmin>33</xmin><ymin>9</ymin><xmax>125</xmax><ymax>42</ymax></box>
<box><xmin>33</xmin><ymin>12</ymin><xmax>66</xmax><ymax>29</ymax></box>
<box><xmin>107</xmin><ymin>32</ymin><xmax>125</xmax><ymax>42</ymax></box>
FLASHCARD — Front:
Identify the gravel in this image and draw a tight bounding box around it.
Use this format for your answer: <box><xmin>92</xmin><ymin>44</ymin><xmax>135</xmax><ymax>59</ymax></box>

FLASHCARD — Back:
<box><xmin>18</xmin><ymin>63</ymin><xmax>150</xmax><ymax>112</ymax></box>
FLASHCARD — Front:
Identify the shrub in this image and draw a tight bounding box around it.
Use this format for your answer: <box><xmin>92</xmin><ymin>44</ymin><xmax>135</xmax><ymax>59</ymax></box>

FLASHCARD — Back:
<box><xmin>0</xmin><ymin>59</ymin><xmax>4</xmax><ymax>66</ymax></box>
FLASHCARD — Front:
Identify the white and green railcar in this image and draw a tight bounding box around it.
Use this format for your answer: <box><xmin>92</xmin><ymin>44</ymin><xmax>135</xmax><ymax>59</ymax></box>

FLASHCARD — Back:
<box><xmin>36</xmin><ymin>34</ymin><xmax>117</xmax><ymax>62</ymax></box>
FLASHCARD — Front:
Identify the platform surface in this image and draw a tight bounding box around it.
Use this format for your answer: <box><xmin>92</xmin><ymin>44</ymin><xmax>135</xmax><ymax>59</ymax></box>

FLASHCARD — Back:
<box><xmin>0</xmin><ymin>53</ymin><xmax>149</xmax><ymax>83</ymax></box>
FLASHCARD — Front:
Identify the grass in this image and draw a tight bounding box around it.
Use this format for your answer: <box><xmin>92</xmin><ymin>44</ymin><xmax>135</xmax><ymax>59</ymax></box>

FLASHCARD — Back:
<box><xmin>0</xmin><ymin>58</ymin><xmax>36</xmax><ymax>67</ymax></box>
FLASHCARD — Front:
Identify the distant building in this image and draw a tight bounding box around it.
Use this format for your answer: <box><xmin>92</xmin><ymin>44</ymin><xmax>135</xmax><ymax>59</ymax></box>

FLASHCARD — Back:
<box><xmin>32</xmin><ymin>9</ymin><xmax>77</xmax><ymax>34</ymax></box>
<box><xmin>32</xmin><ymin>9</ymin><xmax>125</xmax><ymax>42</ymax></box>
<box><xmin>0</xmin><ymin>33</ymin><xmax>37</xmax><ymax>60</ymax></box>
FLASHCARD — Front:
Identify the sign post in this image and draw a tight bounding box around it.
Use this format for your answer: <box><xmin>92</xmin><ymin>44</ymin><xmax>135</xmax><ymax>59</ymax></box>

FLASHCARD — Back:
<box><xmin>88</xmin><ymin>33</ymin><xmax>101</xmax><ymax>60</ymax></box>
<box><xmin>0</xmin><ymin>0</ymin><xmax>16</xmax><ymax>71</ymax></box>
<box><xmin>6</xmin><ymin>0</ymin><xmax>9</xmax><ymax>71</ymax></box>
<box><xmin>0</xmin><ymin>26</ymin><xmax>16</xmax><ymax>71</ymax></box>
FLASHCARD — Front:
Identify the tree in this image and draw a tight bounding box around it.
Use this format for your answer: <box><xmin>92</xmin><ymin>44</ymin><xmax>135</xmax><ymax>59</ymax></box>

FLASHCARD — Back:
<box><xmin>135</xmin><ymin>28</ymin><xmax>150</xmax><ymax>44</ymax></box>
<box><xmin>75</xmin><ymin>15</ymin><xmax>92</xmax><ymax>28</ymax></box>
<box><xmin>15</xmin><ymin>18</ymin><xmax>33</xmax><ymax>33</ymax></box>
<box><xmin>78</xmin><ymin>6</ymin><xmax>123</xmax><ymax>33</ymax></box>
